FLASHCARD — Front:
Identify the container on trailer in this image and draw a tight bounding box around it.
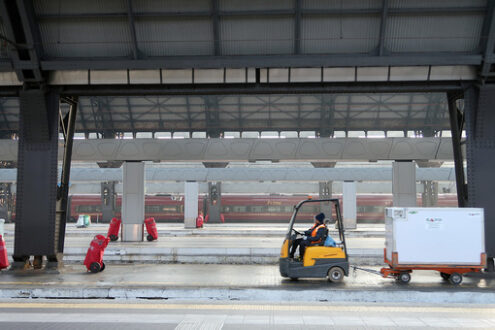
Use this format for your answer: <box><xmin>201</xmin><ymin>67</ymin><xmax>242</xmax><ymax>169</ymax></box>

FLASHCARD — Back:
<box><xmin>385</xmin><ymin>207</ymin><xmax>485</xmax><ymax>266</ymax></box>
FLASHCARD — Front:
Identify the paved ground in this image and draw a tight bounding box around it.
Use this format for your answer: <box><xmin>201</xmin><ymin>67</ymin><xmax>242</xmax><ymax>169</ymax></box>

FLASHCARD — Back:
<box><xmin>1</xmin><ymin>264</ymin><xmax>494</xmax><ymax>303</ymax></box>
<box><xmin>0</xmin><ymin>299</ymin><xmax>494</xmax><ymax>329</ymax></box>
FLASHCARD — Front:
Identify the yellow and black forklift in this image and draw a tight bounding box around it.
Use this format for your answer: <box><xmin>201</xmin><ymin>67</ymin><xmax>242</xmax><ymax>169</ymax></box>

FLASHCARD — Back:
<box><xmin>279</xmin><ymin>198</ymin><xmax>349</xmax><ymax>282</ymax></box>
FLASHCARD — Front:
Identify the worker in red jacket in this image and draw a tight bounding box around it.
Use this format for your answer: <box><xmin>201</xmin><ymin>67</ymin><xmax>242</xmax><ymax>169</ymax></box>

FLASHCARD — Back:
<box><xmin>289</xmin><ymin>212</ymin><xmax>327</xmax><ymax>259</ymax></box>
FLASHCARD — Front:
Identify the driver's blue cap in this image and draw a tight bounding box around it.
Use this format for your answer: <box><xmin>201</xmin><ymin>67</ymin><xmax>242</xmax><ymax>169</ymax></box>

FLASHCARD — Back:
<box><xmin>315</xmin><ymin>213</ymin><xmax>325</xmax><ymax>222</ymax></box>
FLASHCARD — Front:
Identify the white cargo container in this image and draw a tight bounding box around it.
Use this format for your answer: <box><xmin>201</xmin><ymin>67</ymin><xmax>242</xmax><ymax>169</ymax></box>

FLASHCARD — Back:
<box><xmin>385</xmin><ymin>207</ymin><xmax>485</xmax><ymax>265</ymax></box>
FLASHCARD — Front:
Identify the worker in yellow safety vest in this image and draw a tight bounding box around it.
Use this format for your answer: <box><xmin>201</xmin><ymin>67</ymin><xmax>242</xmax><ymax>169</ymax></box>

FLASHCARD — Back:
<box><xmin>289</xmin><ymin>212</ymin><xmax>328</xmax><ymax>259</ymax></box>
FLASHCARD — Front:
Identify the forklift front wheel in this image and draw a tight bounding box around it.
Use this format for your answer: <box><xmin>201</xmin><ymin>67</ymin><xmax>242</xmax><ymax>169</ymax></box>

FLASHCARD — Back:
<box><xmin>397</xmin><ymin>272</ymin><xmax>411</xmax><ymax>284</ymax></box>
<box><xmin>440</xmin><ymin>272</ymin><xmax>450</xmax><ymax>281</ymax></box>
<box><xmin>449</xmin><ymin>272</ymin><xmax>462</xmax><ymax>285</ymax></box>
<box><xmin>327</xmin><ymin>267</ymin><xmax>344</xmax><ymax>283</ymax></box>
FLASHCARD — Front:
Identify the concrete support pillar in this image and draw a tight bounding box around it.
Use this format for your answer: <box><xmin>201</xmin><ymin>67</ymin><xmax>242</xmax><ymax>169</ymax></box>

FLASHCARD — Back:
<box><xmin>392</xmin><ymin>161</ymin><xmax>416</xmax><ymax>207</ymax></box>
<box><xmin>342</xmin><ymin>181</ymin><xmax>357</xmax><ymax>229</ymax></box>
<box><xmin>184</xmin><ymin>181</ymin><xmax>199</xmax><ymax>229</ymax></box>
<box><xmin>122</xmin><ymin>162</ymin><xmax>145</xmax><ymax>241</ymax></box>
<box><xmin>319</xmin><ymin>181</ymin><xmax>333</xmax><ymax>216</ymax></box>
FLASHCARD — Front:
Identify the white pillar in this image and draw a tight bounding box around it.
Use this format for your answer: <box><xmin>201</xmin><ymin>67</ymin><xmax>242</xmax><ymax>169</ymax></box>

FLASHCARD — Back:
<box><xmin>343</xmin><ymin>181</ymin><xmax>357</xmax><ymax>229</ymax></box>
<box><xmin>122</xmin><ymin>161</ymin><xmax>145</xmax><ymax>241</ymax></box>
<box><xmin>184</xmin><ymin>181</ymin><xmax>199</xmax><ymax>229</ymax></box>
<box><xmin>392</xmin><ymin>161</ymin><xmax>416</xmax><ymax>207</ymax></box>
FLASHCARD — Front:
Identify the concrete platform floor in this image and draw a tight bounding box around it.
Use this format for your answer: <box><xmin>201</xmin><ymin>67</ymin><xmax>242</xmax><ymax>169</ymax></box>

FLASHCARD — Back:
<box><xmin>0</xmin><ymin>264</ymin><xmax>494</xmax><ymax>303</ymax></box>
<box><xmin>1</xmin><ymin>299</ymin><xmax>495</xmax><ymax>329</ymax></box>
<box><xmin>2</xmin><ymin>223</ymin><xmax>385</xmax><ymax>265</ymax></box>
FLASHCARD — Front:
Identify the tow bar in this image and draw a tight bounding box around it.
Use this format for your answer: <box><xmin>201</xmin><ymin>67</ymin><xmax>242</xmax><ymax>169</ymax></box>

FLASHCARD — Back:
<box><xmin>351</xmin><ymin>265</ymin><xmax>384</xmax><ymax>277</ymax></box>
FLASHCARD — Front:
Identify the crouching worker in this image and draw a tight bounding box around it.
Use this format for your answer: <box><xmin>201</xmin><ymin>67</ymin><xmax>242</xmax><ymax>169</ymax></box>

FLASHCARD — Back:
<box><xmin>289</xmin><ymin>212</ymin><xmax>327</xmax><ymax>259</ymax></box>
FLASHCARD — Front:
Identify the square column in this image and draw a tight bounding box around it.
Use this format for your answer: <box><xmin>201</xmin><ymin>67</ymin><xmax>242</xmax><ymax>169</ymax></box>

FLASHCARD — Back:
<box><xmin>122</xmin><ymin>162</ymin><xmax>145</xmax><ymax>242</ymax></box>
<box><xmin>392</xmin><ymin>161</ymin><xmax>416</xmax><ymax>207</ymax></box>
<box><xmin>13</xmin><ymin>90</ymin><xmax>61</xmax><ymax>265</ymax></box>
<box><xmin>342</xmin><ymin>181</ymin><xmax>356</xmax><ymax>229</ymax></box>
<box><xmin>184</xmin><ymin>181</ymin><xmax>199</xmax><ymax>229</ymax></box>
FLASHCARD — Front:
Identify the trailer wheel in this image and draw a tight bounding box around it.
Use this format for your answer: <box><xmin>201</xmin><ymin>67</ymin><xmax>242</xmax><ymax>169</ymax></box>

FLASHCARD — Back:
<box><xmin>100</xmin><ymin>262</ymin><xmax>105</xmax><ymax>272</ymax></box>
<box><xmin>449</xmin><ymin>272</ymin><xmax>462</xmax><ymax>285</ymax></box>
<box><xmin>109</xmin><ymin>234</ymin><xmax>118</xmax><ymax>242</ymax></box>
<box><xmin>89</xmin><ymin>262</ymin><xmax>101</xmax><ymax>273</ymax></box>
<box><xmin>440</xmin><ymin>272</ymin><xmax>450</xmax><ymax>281</ymax></box>
<box><xmin>397</xmin><ymin>272</ymin><xmax>411</xmax><ymax>284</ymax></box>
<box><xmin>327</xmin><ymin>267</ymin><xmax>344</xmax><ymax>283</ymax></box>
<box><xmin>290</xmin><ymin>277</ymin><xmax>298</xmax><ymax>281</ymax></box>
<box><xmin>146</xmin><ymin>234</ymin><xmax>154</xmax><ymax>241</ymax></box>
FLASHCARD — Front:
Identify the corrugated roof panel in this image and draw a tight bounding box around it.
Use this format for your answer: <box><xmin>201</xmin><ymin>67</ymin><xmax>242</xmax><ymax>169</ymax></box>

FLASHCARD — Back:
<box><xmin>39</xmin><ymin>18</ymin><xmax>132</xmax><ymax>57</ymax></box>
<box><xmin>386</xmin><ymin>14</ymin><xmax>484</xmax><ymax>53</ymax></box>
<box><xmin>220</xmin><ymin>17</ymin><xmax>293</xmax><ymax>55</ymax></box>
<box><xmin>301</xmin><ymin>16</ymin><xmax>380</xmax><ymax>54</ymax></box>
<box><xmin>303</xmin><ymin>0</ymin><xmax>382</xmax><ymax>10</ymax></box>
<box><xmin>220</xmin><ymin>0</ymin><xmax>293</xmax><ymax>11</ymax></box>
<box><xmin>136</xmin><ymin>18</ymin><xmax>213</xmax><ymax>56</ymax></box>
<box><xmin>35</xmin><ymin>0</ymin><xmax>125</xmax><ymax>15</ymax></box>
<box><xmin>133</xmin><ymin>0</ymin><xmax>210</xmax><ymax>12</ymax></box>
<box><xmin>390</xmin><ymin>0</ymin><xmax>486</xmax><ymax>8</ymax></box>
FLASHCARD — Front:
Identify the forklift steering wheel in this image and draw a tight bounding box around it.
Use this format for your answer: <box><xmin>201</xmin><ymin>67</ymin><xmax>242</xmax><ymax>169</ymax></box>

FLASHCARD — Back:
<box><xmin>292</xmin><ymin>229</ymin><xmax>302</xmax><ymax>235</ymax></box>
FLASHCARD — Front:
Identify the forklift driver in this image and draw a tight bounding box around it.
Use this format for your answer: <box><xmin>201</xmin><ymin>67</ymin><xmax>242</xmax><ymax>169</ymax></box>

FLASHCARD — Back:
<box><xmin>289</xmin><ymin>212</ymin><xmax>327</xmax><ymax>259</ymax></box>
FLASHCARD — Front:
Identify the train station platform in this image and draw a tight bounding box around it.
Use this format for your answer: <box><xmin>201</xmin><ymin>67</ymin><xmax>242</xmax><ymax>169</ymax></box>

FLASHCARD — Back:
<box><xmin>0</xmin><ymin>264</ymin><xmax>494</xmax><ymax>304</ymax></box>
<box><xmin>2</xmin><ymin>223</ymin><xmax>385</xmax><ymax>265</ymax></box>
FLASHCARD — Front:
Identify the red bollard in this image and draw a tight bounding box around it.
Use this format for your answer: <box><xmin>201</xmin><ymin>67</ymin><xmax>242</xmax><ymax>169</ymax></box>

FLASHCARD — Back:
<box><xmin>84</xmin><ymin>234</ymin><xmax>110</xmax><ymax>273</ymax></box>
<box><xmin>196</xmin><ymin>213</ymin><xmax>204</xmax><ymax>228</ymax></box>
<box><xmin>145</xmin><ymin>217</ymin><xmax>158</xmax><ymax>241</ymax></box>
<box><xmin>107</xmin><ymin>218</ymin><xmax>121</xmax><ymax>241</ymax></box>
<box><xmin>0</xmin><ymin>235</ymin><xmax>9</xmax><ymax>270</ymax></box>
<box><xmin>220</xmin><ymin>214</ymin><xmax>225</xmax><ymax>223</ymax></box>
<box><xmin>204</xmin><ymin>214</ymin><xmax>209</xmax><ymax>223</ymax></box>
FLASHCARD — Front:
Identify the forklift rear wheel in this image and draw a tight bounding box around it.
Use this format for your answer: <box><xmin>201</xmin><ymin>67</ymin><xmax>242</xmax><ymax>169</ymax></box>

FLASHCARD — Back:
<box><xmin>449</xmin><ymin>272</ymin><xmax>462</xmax><ymax>285</ymax></box>
<box><xmin>100</xmin><ymin>262</ymin><xmax>105</xmax><ymax>272</ymax></box>
<box><xmin>440</xmin><ymin>272</ymin><xmax>450</xmax><ymax>281</ymax></box>
<box><xmin>89</xmin><ymin>262</ymin><xmax>101</xmax><ymax>273</ymax></box>
<box><xmin>397</xmin><ymin>272</ymin><xmax>411</xmax><ymax>284</ymax></box>
<box><xmin>146</xmin><ymin>234</ymin><xmax>154</xmax><ymax>241</ymax></box>
<box><xmin>109</xmin><ymin>235</ymin><xmax>118</xmax><ymax>242</ymax></box>
<box><xmin>327</xmin><ymin>267</ymin><xmax>344</xmax><ymax>283</ymax></box>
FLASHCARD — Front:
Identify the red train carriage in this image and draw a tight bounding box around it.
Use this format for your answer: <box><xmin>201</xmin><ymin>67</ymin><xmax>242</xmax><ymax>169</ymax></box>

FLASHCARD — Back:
<box><xmin>68</xmin><ymin>193</ymin><xmax>459</xmax><ymax>224</ymax></box>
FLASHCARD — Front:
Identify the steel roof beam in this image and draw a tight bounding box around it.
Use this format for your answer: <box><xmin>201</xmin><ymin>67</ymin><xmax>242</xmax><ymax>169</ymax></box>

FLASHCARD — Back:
<box><xmin>40</xmin><ymin>54</ymin><xmax>482</xmax><ymax>70</ymax></box>
<box><xmin>377</xmin><ymin>0</ymin><xmax>389</xmax><ymax>56</ymax></box>
<box><xmin>35</xmin><ymin>6</ymin><xmax>486</xmax><ymax>20</ymax></box>
<box><xmin>294</xmin><ymin>0</ymin><xmax>302</xmax><ymax>55</ymax></box>
<box><xmin>59</xmin><ymin>81</ymin><xmax>465</xmax><ymax>97</ymax></box>
<box><xmin>126</xmin><ymin>0</ymin><xmax>140</xmax><ymax>60</ymax></box>
<box><xmin>211</xmin><ymin>0</ymin><xmax>220</xmax><ymax>56</ymax></box>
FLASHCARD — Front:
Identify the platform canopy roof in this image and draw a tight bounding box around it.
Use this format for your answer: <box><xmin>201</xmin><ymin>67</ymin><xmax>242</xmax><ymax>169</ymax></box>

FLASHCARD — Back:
<box><xmin>0</xmin><ymin>0</ymin><xmax>493</xmax><ymax>77</ymax></box>
<box><xmin>0</xmin><ymin>0</ymin><xmax>492</xmax><ymax>137</ymax></box>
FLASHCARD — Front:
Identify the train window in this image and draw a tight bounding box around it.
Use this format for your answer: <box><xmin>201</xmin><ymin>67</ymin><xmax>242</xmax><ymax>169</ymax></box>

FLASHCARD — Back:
<box><xmin>267</xmin><ymin>206</ymin><xmax>281</xmax><ymax>213</ymax></box>
<box><xmin>145</xmin><ymin>205</ymin><xmax>180</xmax><ymax>213</ymax></box>
<box><xmin>232</xmin><ymin>206</ymin><xmax>247</xmax><ymax>213</ymax></box>
<box><xmin>75</xmin><ymin>205</ymin><xmax>101</xmax><ymax>213</ymax></box>
<box><xmin>250</xmin><ymin>206</ymin><xmax>265</xmax><ymax>213</ymax></box>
